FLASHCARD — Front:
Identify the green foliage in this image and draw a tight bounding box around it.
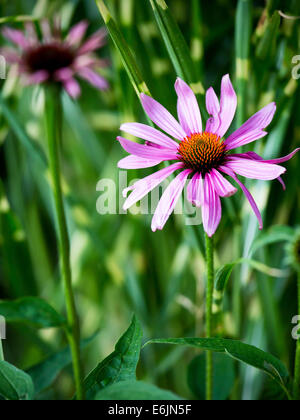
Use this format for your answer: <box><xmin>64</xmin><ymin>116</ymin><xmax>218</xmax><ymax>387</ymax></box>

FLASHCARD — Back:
<box><xmin>0</xmin><ymin>297</ymin><xmax>66</xmax><ymax>329</ymax></box>
<box><xmin>0</xmin><ymin>361</ymin><xmax>34</xmax><ymax>400</ymax></box>
<box><xmin>95</xmin><ymin>380</ymin><xmax>182</xmax><ymax>400</ymax></box>
<box><xmin>83</xmin><ymin>316</ymin><xmax>143</xmax><ymax>399</ymax></box>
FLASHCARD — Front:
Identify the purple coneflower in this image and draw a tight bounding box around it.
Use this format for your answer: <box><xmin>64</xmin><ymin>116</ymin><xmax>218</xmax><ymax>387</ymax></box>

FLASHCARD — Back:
<box><xmin>1</xmin><ymin>20</ymin><xmax>109</xmax><ymax>97</ymax></box>
<box><xmin>118</xmin><ymin>75</ymin><xmax>299</xmax><ymax>237</ymax></box>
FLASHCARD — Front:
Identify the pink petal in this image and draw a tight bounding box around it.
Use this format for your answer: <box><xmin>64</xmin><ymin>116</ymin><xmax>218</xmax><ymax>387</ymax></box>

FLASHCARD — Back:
<box><xmin>25</xmin><ymin>22</ymin><xmax>38</xmax><ymax>45</ymax></box>
<box><xmin>175</xmin><ymin>78</ymin><xmax>202</xmax><ymax>136</ymax></box>
<box><xmin>63</xmin><ymin>77</ymin><xmax>81</xmax><ymax>98</ymax></box>
<box><xmin>209</xmin><ymin>168</ymin><xmax>237</xmax><ymax>197</ymax></box>
<box><xmin>123</xmin><ymin>162</ymin><xmax>184</xmax><ymax>210</ymax></box>
<box><xmin>77</xmin><ymin>67</ymin><xmax>109</xmax><ymax>90</ymax></box>
<box><xmin>67</xmin><ymin>21</ymin><xmax>88</xmax><ymax>46</ymax></box>
<box><xmin>54</xmin><ymin>67</ymin><xmax>73</xmax><ymax>82</ymax></box>
<box><xmin>220</xmin><ymin>165</ymin><xmax>263</xmax><ymax>229</ymax></box>
<box><xmin>118</xmin><ymin>137</ymin><xmax>180</xmax><ymax>160</ymax></box>
<box><xmin>236</xmin><ymin>148</ymin><xmax>300</xmax><ymax>165</ymax></box>
<box><xmin>218</xmin><ymin>74</ymin><xmax>237</xmax><ymax>137</ymax></box>
<box><xmin>202</xmin><ymin>173</ymin><xmax>222</xmax><ymax>237</ymax></box>
<box><xmin>41</xmin><ymin>20</ymin><xmax>52</xmax><ymax>43</ymax></box>
<box><xmin>78</xmin><ymin>28</ymin><xmax>107</xmax><ymax>55</ymax></box>
<box><xmin>140</xmin><ymin>93</ymin><xmax>187</xmax><ymax>140</ymax></box>
<box><xmin>118</xmin><ymin>155</ymin><xmax>163</xmax><ymax>169</ymax></box>
<box><xmin>120</xmin><ymin>123</ymin><xmax>179</xmax><ymax>150</ymax></box>
<box><xmin>205</xmin><ymin>87</ymin><xmax>221</xmax><ymax>133</ymax></box>
<box><xmin>225</xmin><ymin>157</ymin><xmax>286</xmax><ymax>180</ymax></box>
<box><xmin>0</xmin><ymin>47</ymin><xmax>21</xmax><ymax>64</ymax></box>
<box><xmin>24</xmin><ymin>70</ymin><xmax>49</xmax><ymax>85</ymax></box>
<box><xmin>225</xmin><ymin>102</ymin><xmax>276</xmax><ymax>150</ymax></box>
<box><xmin>187</xmin><ymin>172</ymin><xmax>203</xmax><ymax>207</ymax></box>
<box><xmin>2</xmin><ymin>27</ymin><xmax>29</xmax><ymax>49</ymax></box>
<box><xmin>151</xmin><ymin>169</ymin><xmax>191</xmax><ymax>231</ymax></box>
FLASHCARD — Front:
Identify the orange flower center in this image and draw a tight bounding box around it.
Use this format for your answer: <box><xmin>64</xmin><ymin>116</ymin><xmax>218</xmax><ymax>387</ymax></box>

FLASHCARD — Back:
<box><xmin>178</xmin><ymin>132</ymin><xmax>226</xmax><ymax>173</ymax></box>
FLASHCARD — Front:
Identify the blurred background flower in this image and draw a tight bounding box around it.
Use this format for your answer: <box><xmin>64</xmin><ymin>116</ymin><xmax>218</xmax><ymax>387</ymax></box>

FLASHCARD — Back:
<box><xmin>1</xmin><ymin>19</ymin><xmax>108</xmax><ymax>97</ymax></box>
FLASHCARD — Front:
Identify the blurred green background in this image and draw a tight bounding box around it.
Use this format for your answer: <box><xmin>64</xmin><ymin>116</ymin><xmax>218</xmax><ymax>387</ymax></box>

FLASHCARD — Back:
<box><xmin>0</xmin><ymin>0</ymin><xmax>299</xmax><ymax>400</ymax></box>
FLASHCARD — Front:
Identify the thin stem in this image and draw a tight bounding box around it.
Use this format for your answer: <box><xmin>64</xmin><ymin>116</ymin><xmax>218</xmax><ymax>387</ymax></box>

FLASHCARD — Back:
<box><xmin>45</xmin><ymin>86</ymin><xmax>84</xmax><ymax>400</ymax></box>
<box><xmin>293</xmin><ymin>272</ymin><xmax>300</xmax><ymax>400</ymax></box>
<box><xmin>0</xmin><ymin>339</ymin><xmax>4</xmax><ymax>361</ymax></box>
<box><xmin>205</xmin><ymin>234</ymin><xmax>214</xmax><ymax>401</ymax></box>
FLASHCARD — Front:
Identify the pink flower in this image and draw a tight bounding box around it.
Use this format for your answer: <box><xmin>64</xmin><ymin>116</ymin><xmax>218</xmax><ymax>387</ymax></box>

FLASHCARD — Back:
<box><xmin>118</xmin><ymin>75</ymin><xmax>299</xmax><ymax>237</ymax></box>
<box><xmin>1</xmin><ymin>20</ymin><xmax>109</xmax><ymax>98</ymax></box>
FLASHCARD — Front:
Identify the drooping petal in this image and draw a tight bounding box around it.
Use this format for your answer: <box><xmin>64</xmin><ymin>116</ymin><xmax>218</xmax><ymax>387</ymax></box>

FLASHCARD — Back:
<box><xmin>63</xmin><ymin>77</ymin><xmax>81</xmax><ymax>98</ymax></box>
<box><xmin>67</xmin><ymin>21</ymin><xmax>88</xmax><ymax>46</ymax></box>
<box><xmin>24</xmin><ymin>70</ymin><xmax>49</xmax><ymax>85</ymax></box>
<box><xmin>140</xmin><ymin>93</ymin><xmax>187</xmax><ymax>140</ymax></box>
<box><xmin>232</xmin><ymin>148</ymin><xmax>300</xmax><ymax>165</ymax></box>
<box><xmin>118</xmin><ymin>137</ymin><xmax>180</xmax><ymax>161</ymax></box>
<box><xmin>151</xmin><ymin>169</ymin><xmax>191</xmax><ymax>231</ymax></box>
<box><xmin>118</xmin><ymin>155</ymin><xmax>163</xmax><ymax>169</ymax></box>
<box><xmin>2</xmin><ymin>27</ymin><xmax>29</xmax><ymax>49</ymax></box>
<box><xmin>217</xmin><ymin>74</ymin><xmax>237</xmax><ymax>137</ymax></box>
<box><xmin>187</xmin><ymin>172</ymin><xmax>204</xmax><ymax>207</ymax></box>
<box><xmin>225</xmin><ymin>102</ymin><xmax>276</xmax><ymax>150</ymax></box>
<box><xmin>220</xmin><ymin>165</ymin><xmax>263</xmax><ymax>229</ymax></box>
<box><xmin>123</xmin><ymin>162</ymin><xmax>184</xmax><ymax>210</ymax></box>
<box><xmin>78</xmin><ymin>28</ymin><xmax>107</xmax><ymax>55</ymax></box>
<box><xmin>120</xmin><ymin>123</ymin><xmax>179</xmax><ymax>150</ymax></box>
<box><xmin>0</xmin><ymin>47</ymin><xmax>21</xmax><ymax>64</ymax></box>
<box><xmin>209</xmin><ymin>168</ymin><xmax>237</xmax><ymax>197</ymax></box>
<box><xmin>205</xmin><ymin>87</ymin><xmax>221</xmax><ymax>133</ymax></box>
<box><xmin>41</xmin><ymin>20</ymin><xmax>52</xmax><ymax>43</ymax></box>
<box><xmin>77</xmin><ymin>67</ymin><xmax>109</xmax><ymax>90</ymax></box>
<box><xmin>225</xmin><ymin>157</ymin><xmax>286</xmax><ymax>180</ymax></box>
<box><xmin>202</xmin><ymin>173</ymin><xmax>222</xmax><ymax>237</ymax></box>
<box><xmin>175</xmin><ymin>78</ymin><xmax>202</xmax><ymax>136</ymax></box>
<box><xmin>54</xmin><ymin>67</ymin><xmax>73</xmax><ymax>82</ymax></box>
<box><xmin>25</xmin><ymin>22</ymin><xmax>38</xmax><ymax>45</ymax></box>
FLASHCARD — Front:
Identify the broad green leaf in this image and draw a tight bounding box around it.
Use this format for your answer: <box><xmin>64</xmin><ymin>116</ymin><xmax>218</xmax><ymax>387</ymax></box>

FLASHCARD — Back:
<box><xmin>95</xmin><ymin>380</ymin><xmax>182</xmax><ymax>401</ymax></box>
<box><xmin>83</xmin><ymin>315</ymin><xmax>143</xmax><ymax>399</ymax></box>
<box><xmin>188</xmin><ymin>353</ymin><xmax>235</xmax><ymax>400</ymax></box>
<box><xmin>0</xmin><ymin>361</ymin><xmax>34</xmax><ymax>400</ymax></box>
<box><xmin>145</xmin><ymin>337</ymin><xmax>290</xmax><ymax>396</ymax></box>
<box><xmin>249</xmin><ymin>225</ymin><xmax>294</xmax><ymax>256</ymax></box>
<box><xmin>27</xmin><ymin>333</ymin><xmax>97</xmax><ymax>394</ymax></box>
<box><xmin>0</xmin><ymin>297</ymin><xmax>66</xmax><ymax>329</ymax></box>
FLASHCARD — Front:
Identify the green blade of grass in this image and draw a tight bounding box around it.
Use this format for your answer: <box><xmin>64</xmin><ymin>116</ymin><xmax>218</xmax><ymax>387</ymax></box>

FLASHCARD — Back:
<box><xmin>94</xmin><ymin>0</ymin><xmax>150</xmax><ymax>96</ymax></box>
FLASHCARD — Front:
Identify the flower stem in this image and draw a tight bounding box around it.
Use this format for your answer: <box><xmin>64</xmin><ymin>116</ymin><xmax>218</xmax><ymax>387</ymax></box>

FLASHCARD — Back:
<box><xmin>0</xmin><ymin>339</ymin><xmax>4</xmax><ymax>361</ymax></box>
<box><xmin>205</xmin><ymin>233</ymin><xmax>214</xmax><ymax>401</ymax></box>
<box><xmin>45</xmin><ymin>86</ymin><xmax>84</xmax><ymax>400</ymax></box>
<box><xmin>293</xmin><ymin>272</ymin><xmax>300</xmax><ymax>400</ymax></box>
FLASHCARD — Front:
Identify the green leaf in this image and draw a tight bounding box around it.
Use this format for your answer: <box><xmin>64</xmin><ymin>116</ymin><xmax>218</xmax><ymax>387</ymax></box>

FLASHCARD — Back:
<box><xmin>145</xmin><ymin>337</ymin><xmax>290</xmax><ymax>396</ymax></box>
<box><xmin>0</xmin><ymin>93</ymin><xmax>47</xmax><ymax>169</ymax></box>
<box><xmin>0</xmin><ymin>297</ymin><xmax>66</xmax><ymax>329</ymax></box>
<box><xmin>27</xmin><ymin>334</ymin><xmax>97</xmax><ymax>395</ymax></box>
<box><xmin>83</xmin><ymin>315</ymin><xmax>143</xmax><ymax>399</ymax></box>
<box><xmin>0</xmin><ymin>361</ymin><xmax>34</xmax><ymax>400</ymax></box>
<box><xmin>148</xmin><ymin>0</ymin><xmax>197</xmax><ymax>84</ymax></box>
<box><xmin>0</xmin><ymin>16</ymin><xmax>38</xmax><ymax>24</ymax></box>
<box><xmin>249</xmin><ymin>225</ymin><xmax>294</xmax><ymax>256</ymax></box>
<box><xmin>188</xmin><ymin>353</ymin><xmax>235</xmax><ymax>400</ymax></box>
<box><xmin>95</xmin><ymin>380</ymin><xmax>182</xmax><ymax>401</ymax></box>
<box><xmin>94</xmin><ymin>0</ymin><xmax>150</xmax><ymax>96</ymax></box>
<box><xmin>256</xmin><ymin>11</ymin><xmax>280</xmax><ymax>61</ymax></box>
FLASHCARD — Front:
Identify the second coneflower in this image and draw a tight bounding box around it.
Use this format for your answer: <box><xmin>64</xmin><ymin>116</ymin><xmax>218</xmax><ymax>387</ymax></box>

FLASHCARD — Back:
<box><xmin>1</xmin><ymin>19</ymin><xmax>109</xmax><ymax>97</ymax></box>
<box><xmin>118</xmin><ymin>75</ymin><xmax>299</xmax><ymax>237</ymax></box>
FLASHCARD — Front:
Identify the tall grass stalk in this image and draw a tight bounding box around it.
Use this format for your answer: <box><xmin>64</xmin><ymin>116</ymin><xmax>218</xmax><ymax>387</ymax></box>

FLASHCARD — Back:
<box><xmin>45</xmin><ymin>85</ymin><xmax>84</xmax><ymax>400</ymax></box>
